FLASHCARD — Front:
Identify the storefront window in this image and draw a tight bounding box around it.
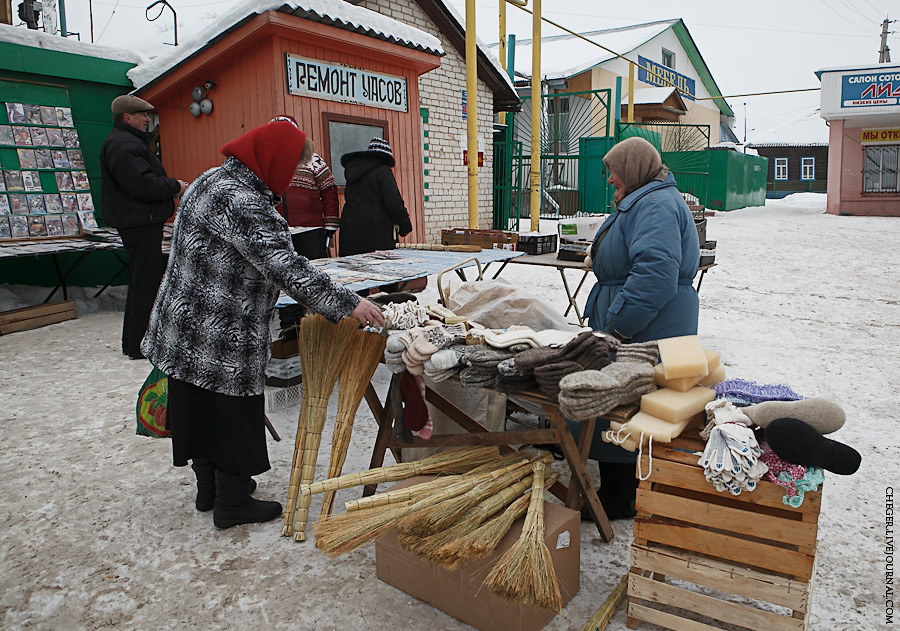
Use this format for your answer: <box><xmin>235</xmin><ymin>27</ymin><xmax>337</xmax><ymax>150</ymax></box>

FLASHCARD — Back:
<box><xmin>864</xmin><ymin>146</ymin><xmax>900</xmax><ymax>194</ymax></box>
<box><xmin>323</xmin><ymin>113</ymin><xmax>387</xmax><ymax>186</ymax></box>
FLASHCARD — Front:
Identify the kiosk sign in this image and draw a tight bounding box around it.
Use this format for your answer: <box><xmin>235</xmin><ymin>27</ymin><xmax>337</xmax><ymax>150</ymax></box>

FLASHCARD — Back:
<box><xmin>285</xmin><ymin>54</ymin><xmax>408</xmax><ymax>112</ymax></box>
<box><xmin>841</xmin><ymin>72</ymin><xmax>900</xmax><ymax>108</ymax></box>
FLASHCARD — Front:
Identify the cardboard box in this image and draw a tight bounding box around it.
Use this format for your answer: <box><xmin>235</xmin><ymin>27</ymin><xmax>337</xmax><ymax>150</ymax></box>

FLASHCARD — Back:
<box><xmin>441</xmin><ymin>228</ymin><xmax>519</xmax><ymax>251</ymax></box>
<box><xmin>557</xmin><ymin>242</ymin><xmax>590</xmax><ymax>263</ymax></box>
<box><xmin>558</xmin><ymin>217</ymin><xmax>603</xmax><ymax>243</ymax></box>
<box><xmin>376</xmin><ymin>477</ymin><xmax>580</xmax><ymax>631</ymax></box>
<box><xmin>270</xmin><ymin>325</ymin><xmax>299</xmax><ymax>359</ymax></box>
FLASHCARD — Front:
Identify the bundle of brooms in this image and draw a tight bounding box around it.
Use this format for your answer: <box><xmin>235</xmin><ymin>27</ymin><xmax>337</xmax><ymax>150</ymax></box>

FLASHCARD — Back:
<box><xmin>282</xmin><ymin>314</ymin><xmax>358</xmax><ymax>541</ymax></box>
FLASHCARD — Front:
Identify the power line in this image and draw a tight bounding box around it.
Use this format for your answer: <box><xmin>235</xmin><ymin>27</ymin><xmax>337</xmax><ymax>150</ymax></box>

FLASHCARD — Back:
<box><xmin>819</xmin><ymin>0</ymin><xmax>877</xmax><ymax>35</ymax></box>
<box><xmin>835</xmin><ymin>0</ymin><xmax>878</xmax><ymax>23</ymax></box>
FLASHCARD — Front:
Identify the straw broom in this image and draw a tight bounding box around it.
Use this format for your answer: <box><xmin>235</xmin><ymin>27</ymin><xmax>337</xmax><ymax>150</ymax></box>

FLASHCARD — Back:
<box><xmin>344</xmin><ymin>452</ymin><xmax>526</xmax><ymax>513</ymax></box>
<box><xmin>314</xmin><ymin>464</ymin><xmax>517</xmax><ymax>558</ymax></box>
<box><xmin>483</xmin><ymin>461</ymin><xmax>563</xmax><ymax>612</ymax></box>
<box><xmin>291</xmin><ymin>316</ymin><xmax>360</xmax><ymax>541</ymax></box>
<box><xmin>301</xmin><ymin>446</ymin><xmax>500</xmax><ymax>497</ymax></box>
<box><xmin>579</xmin><ymin>573</ymin><xmax>628</xmax><ymax>631</ymax></box>
<box><xmin>282</xmin><ymin>315</ymin><xmax>358</xmax><ymax>539</ymax></box>
<box><xmin>319</xmin><ymin>329</ymin><xmax>387</xmax><ymax>519</ymax></box>
<box><xmin>433</xmin><ymin>471</ymin><xmax>560</xmax><ymax>570</ymax></box>
<box><xmin>395</xmin><ymin>453</ymin><xmax>553</xmax><ymax>538</ymax></box>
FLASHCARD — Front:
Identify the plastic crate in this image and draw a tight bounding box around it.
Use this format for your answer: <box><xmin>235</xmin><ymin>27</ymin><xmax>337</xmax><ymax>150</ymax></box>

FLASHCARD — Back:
<box><xmin>517</xmin><ymin>233</ymin><xmax>558</xmax><ymax>255</ymax></box>
<box><xmin>266</xmin><ymin>355</ymin><xmax>302</xmax><ymax>379</ymax></box>
<box><xmin>265</xmin><ymin>383</ymin><xmax>301</xmax><ymax>413</ymax></box>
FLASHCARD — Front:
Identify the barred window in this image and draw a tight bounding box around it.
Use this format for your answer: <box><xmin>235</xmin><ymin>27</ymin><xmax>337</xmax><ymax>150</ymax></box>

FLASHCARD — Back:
<box><xmin>864</xmin><ymin>146</ymin><xmax>900</xmax><ymax>193</ymax></box>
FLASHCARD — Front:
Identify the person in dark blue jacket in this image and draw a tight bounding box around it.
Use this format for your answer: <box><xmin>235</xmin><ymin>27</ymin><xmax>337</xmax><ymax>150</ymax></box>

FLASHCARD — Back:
<box><xmin>581</xmin><ymin>136</ymin><xmax>700</xmax><ymax>518</ymax></box>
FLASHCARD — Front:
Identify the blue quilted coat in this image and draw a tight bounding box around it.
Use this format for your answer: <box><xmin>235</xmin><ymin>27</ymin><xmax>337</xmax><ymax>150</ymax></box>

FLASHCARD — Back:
<box><xmin>584</xmin><ymin>173</ymin><xmax>700</xmax><ymax>343</ymax></box>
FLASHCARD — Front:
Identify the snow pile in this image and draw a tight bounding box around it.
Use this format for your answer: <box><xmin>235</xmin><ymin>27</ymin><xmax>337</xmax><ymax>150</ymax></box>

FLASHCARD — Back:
<box><xmin>0</xmin><ymin>22</ymin><xmax>148</xmax><ymax>64</ymax></box>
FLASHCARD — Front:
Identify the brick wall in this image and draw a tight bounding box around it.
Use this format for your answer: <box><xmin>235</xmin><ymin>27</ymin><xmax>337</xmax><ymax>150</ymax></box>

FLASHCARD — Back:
<box><xmin>360</xmin><ymin>0</ymin><xmax>498</xmax><ymax>243</ymax></box>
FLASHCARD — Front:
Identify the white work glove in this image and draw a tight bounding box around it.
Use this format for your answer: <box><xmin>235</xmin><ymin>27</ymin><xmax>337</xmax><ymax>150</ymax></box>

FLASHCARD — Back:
<box><xmin>699</xmin><ymin>423</ymin><xmax>767</xmax><ymax>496</ymax></box>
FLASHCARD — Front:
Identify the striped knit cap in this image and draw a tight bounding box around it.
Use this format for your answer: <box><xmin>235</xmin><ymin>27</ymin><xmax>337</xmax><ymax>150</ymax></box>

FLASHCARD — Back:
<box><xmin>368</xmin><ymin>137</ymin><xmax>393</xmax><ymax>158</ymax></box>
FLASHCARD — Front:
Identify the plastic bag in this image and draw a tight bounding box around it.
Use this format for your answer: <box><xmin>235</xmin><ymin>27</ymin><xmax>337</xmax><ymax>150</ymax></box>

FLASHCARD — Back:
<box><xmin>136</xmin><ymin>366</ymin><xmax>170</xmax><ymax>438</ymax></box>
<box><xmin>447</xmin><ymin>278</ymin><xmax>578</xmax><ymax>332</ymax></box>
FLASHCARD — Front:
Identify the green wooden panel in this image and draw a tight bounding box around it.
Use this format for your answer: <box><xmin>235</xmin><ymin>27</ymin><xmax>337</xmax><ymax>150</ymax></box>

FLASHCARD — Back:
<box><xmin>0</xmin><ymin>41</ymin><xmax>135</xmax><ymax>86</ymax></box>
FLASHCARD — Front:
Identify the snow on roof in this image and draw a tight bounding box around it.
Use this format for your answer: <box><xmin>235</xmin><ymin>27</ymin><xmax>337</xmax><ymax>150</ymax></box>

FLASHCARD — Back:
<box><xmin>494</xmin><ymin>20</ymin><xmax>675</xmax><ymax>79</ymax></box>
<box><xmin>747</xmin><ymin>108</ymin><xmax>829</xmax><ymax>147</ymax></box>
<box><xmin>815</xmin><ymin>62</ymin><xmax>900</xmax><ymax>78</ymax></box>
<box><xmin>436</xmin><ymin>0</ymin><xmax>515</xmax><ymax>93</ymax></box>
<box><xmin>620</xmin><ymin>86</ymin><xmax>678</xmax><ymax>105</ymax></box>
<box><xmin>128</xmin><ymin>0</ymin><xmax>443</xmax><ymax>90</ymax></box>
<box><xmin>0</xmin><ymin>23</ymin><xmax>148</xmax><ymax>65</ymax></box>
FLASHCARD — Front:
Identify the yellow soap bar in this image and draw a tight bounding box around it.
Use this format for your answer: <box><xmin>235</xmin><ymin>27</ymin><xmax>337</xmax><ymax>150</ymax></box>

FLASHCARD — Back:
<box><xmin>640</xmin><ymin>386</ymin><xmax>716</xmax><ymax>424</ymax></box>
<box><xmin>705</xmin><ymin>349</ymin><xmax>721</xmax><ymax>371</ymax></box>
<box><xmin>653</xmin><ymin>364</ymin><xmax>703</xmax><ymax>392</ymax></box>
<box><xmin>658</xmin><ymin>335</ymin><xmax>709</xmax><ymax>379</ymax></box>
<box><xmin>608</xmin><ymin>413</ymin><xmax>691</xmax><ymax>445</ymax></box>
<box><xmin>698</xmin><ymin>364</ymin><xmax>726</xmax><ymax>387</ymax></box>
<box><xmin>604</xmin><ymin>422</ymin><xmax>639</xmax><ymax>452</ymax></box>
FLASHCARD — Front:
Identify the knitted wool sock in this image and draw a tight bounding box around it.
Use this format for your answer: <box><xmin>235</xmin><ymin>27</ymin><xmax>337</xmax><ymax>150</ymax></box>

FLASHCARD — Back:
<box><xmin>558</xmin><ymin>363</ymin><xmax>656</xmax><ymax>419</ymax></box>
<box><xmin>399</xmin><ymin>371</ymin><xmax>429</xmax><ymax>431</ymax></box>
<box><xmin>614</xmin><ymin>341</ymin><xmax>659</xmax><ymax>365</ymax></box>
<box><xmin>464</xmin><ymin>346</ymin><xmax>515</xmax><ymax>368</ymax></box>
<box><xmin>495</xmin><ymin>373</ymin><xmax>539</xmax><ymax>393</ymax></box>
<box><xmin>497</xmin><ymin>357</ymin><xmax>528</xmax><ymax>377</ymax></box>
<box><xmin>714</xmin><ymin>379</ymin><xmax>804</xmax><ymax>406</ymax></box>
<box><xmin>428</xmin><ymin>345</ymin><xmax>466</xmax><ymax>371</ymax></box>
<box><xmin>411</xmin><ymin>323</ymin><xmax>467</xmax><ymax>357</ymax></box>
<box><xmin>515</xmin><ymin>331</ymin><xmax>596</xmax><ymax>372</ymax></box>
<box><xmin>764</xmin><ymin>417</ymin><xmax>861</xmax><ymax>475</ymax></box>
<box><xmin>401</xmin><ymin>349</ymin><xmax>425</xmax><ymax>375</ymax></box>
<box><xmin>459</xmin><ymin>366</ymin><xmax>497</xmax><ymax>388</ymax></box>
<box><xmin>533</xmin><ymin>361</ymin><xmax>587</xmax><ymax>397</ymax></box>
<box><xmin>743</xmin><ymin>397</ymin><xmax>845</xmax><ymax>434</ymax></box>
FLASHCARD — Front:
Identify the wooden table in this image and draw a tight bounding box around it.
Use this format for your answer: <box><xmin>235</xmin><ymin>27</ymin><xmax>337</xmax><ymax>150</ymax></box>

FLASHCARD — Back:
<box><xmin>361</xmin><ymin>375</ymin><xmax>639</xmax><ymax>543</ymax></box>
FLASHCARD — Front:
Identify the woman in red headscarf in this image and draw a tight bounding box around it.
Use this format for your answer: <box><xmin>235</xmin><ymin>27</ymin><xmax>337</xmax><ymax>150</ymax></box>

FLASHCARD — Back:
<box><xmin>142</xmin><ymin>116</ymin><xmax>384</xmax><ymax>530</ymax></box>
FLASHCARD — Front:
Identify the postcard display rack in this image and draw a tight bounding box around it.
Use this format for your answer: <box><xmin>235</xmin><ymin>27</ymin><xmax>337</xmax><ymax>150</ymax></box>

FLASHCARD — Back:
<box><xmin>0</xmin><ymin>101</ymin><xmax>98</xmax><ymax>241</ymax></box>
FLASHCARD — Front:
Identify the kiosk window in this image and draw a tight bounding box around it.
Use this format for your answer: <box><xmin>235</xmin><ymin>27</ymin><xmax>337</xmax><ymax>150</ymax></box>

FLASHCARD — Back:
<box><xmin>324</xmin><ymin>114</ymin><xmax>387</xmax><ymax>186</ymax></box>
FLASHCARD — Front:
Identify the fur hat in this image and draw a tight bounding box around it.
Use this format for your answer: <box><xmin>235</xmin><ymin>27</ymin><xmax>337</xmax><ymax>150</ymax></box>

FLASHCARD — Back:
<box><xmin>220</xmin><ymin>117</ymin><xmax>307</xmax><ymax>196</ymax></box>
<box><xmin>367</xmin><ymin>137</ymin><xmax>393</xmax><ymax>158</ymax></box>
<box><xmin>111</xmin><ymin>95</ymin><xmax>155</xmax><ymax>115</ymax></box>
<box><xmin>602</xmin><ymin>137</ymin><xmax>668</xmax><ymax>196</ymax></box>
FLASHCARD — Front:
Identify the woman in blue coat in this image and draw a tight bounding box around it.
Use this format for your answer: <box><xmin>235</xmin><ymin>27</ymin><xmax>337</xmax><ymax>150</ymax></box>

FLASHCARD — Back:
<box><xmin>581</xmin><ymin>136</ymin><xmax>700</xmax><ymax>518</ymax></box>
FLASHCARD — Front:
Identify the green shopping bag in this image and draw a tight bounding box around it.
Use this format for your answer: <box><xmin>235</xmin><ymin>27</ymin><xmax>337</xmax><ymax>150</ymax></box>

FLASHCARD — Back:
<box><xmin>136</xmin><ymin>365</ymin><xmax>170</xmax><ymax>438</ymax></box>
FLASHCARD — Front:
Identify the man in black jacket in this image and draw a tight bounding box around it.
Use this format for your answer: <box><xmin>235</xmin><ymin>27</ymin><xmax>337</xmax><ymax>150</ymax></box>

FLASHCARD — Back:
<box><xmin>100</xmin><ymin>95</ymin><xmax>188</xmax><ymax>359</ymax></box>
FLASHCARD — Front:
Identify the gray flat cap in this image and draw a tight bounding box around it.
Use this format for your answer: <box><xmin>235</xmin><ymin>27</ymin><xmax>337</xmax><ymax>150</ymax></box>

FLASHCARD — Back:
<box><xmin>111</xmin><ymin>95</ymin><xmax>155</xmax><ymax>115</ymax></box>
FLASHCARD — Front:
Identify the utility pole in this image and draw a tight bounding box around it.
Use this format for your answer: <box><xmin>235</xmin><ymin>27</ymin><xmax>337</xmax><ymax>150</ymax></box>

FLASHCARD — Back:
<box><xmin>743</xmin><ymin>102</ymin><xmax>747</xmax><ymax>153</ymax></box>
<box><xmin>879</xmin><ymin>18</ymin><xmax>894</xmax><ymax>63</ymax></box>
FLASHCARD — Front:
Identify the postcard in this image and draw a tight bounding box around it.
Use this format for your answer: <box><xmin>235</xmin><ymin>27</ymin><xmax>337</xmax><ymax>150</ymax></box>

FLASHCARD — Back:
<box><xmin>60</xmin><ymin>193</ymin><xmax>78</xmax><ymax>211</ymax></box>
<box><xmin>6</xmin><ymin>102</ymin><xmax>26</xmax><ymax>124</ymax></box>
<box><xmin>22</xmin><ymin>171</ymin><xmax>42</xmax><ymax>192</ymax></box>
<box><xmin>9</xmin><ymin>215</ymin><xmax>28</xmax><ymax>237</ymax></box>
<box><xmin>71</xmin><ymin>171</ymin><xmax>90</xmax><ymax>190</ymax></box>
<box><xmin>43</xmin><ymin>194</ymin><xmax>62</xmax><ymax>212</ymax></box>
<box><xmin>67</xmin><ymin>149</ymin><xmax>85</xmax><ymax>169</ymax></box>
<box><xmin>35</xmin><ymin>148</ymin><xmax>53</xmax><ymax>169</ymax></box>
<box><xmin>0</xmin><ymin>125</ymin><xmax>12</xmax><ymax>145</ymax></box>
<box><xmin>62</xmin><ymin>212</ymin><xmax>79</xmax><ymax>235</ymax></box>
<box><xmin>51</xmin><ymin>150</ymin><xmax>70</xmax><ymax>169</ymax></box>
<box><xmin>0</xmin><ymin>172</ymin><xmax>4</xmax><ymax>191</ymax></box>
<box><xmin>30</xmin><ymin>127</ymin><xmax>49</xmax><ymax>146</ymax></box>
<box><xmin>76</xmin><ymin>193</ymin><xmax>94</xmax><ymax>211</ymax></box>
<box><xmin>4</xmin><ymin>170</ymin><xmax>24</xmax><ymax>191</ymax></box>
<box><xmin>45</xmin><ymin>214</ymin><xmax>64</xmax><ymax>236</ymax></box>
<box><xmin>0</xmin><ymin>217</ymin><xmax>10</xmax><ymax>239</ymax></box>
<box><xmin>45</xmin><ymin>127</ymin><xmax>65</xmax><ymax>147</ymax></box>
<box><xmin>55</xmin><ymin>171</ymin><xmax>74</xmax><ymax>191</ymax></box>
<box><xmin>17</xmin><ymin>148</ymin><xmax>37</xmax><ymax>169</ymax></box>
<box><xmin>28</xmin><ymin>214</ymin><xmax>47</xmax><ymax>237</ymax></box>
<box><xmin>56</xmin><ymin>107</ymin><xmax>73</xmax><ymax>127</ymax></box>
<box><xmin>26</xmin><ymin>193</ymin><xmax>46</xmax><ymax>213</ymax></box>
<box><xmin>24</xmin><ymin>104</ymin><xmax>42</xmax><ymax>125</ymax></box>
<box><xmin>12</xmin><ymin>126</ymin><xmax>32</xmax><ymax>145</ymax></box>
<box><xmin>8</xmin><ymin>194</ymin><xmax>28</xmax><ymax>214</ymax></box>
<box><xmin>39</xmin><ymin>105</ymin><xmax>59</xmax><ymax>126</ymax></box>
<box><xmin>0</xmin><ymin>195</ymin><xmax>9</xmax><ymax>214</ymax></box>
<box><xmin>62</xmin><ymin>128</ymin><xmax>79</xmax><ymax>148</ymax></box>
<box><xmin>77</xmin><ymin>209</ymin><xmax>97</xmax><ymax>229</ymax></box>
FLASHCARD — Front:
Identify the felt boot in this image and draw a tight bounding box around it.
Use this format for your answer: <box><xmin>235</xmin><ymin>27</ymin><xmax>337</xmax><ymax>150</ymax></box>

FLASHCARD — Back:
<box><xmin>192</xmin><ymin>459</ymin><xmax>216</xmax><ymax>512</ymax></box>
<box><xmin>213</xmin><ymin>470</ymin><xmax>282</xmax><ymax>529</ymax></box>
<box><xmin>764</xmin><ymin>417</ymin><xmax>861</xmax><ymax>475</ymax></box>
<box><xmin>192</xmin><ymin>460</ymin><xmax>257</xmax><ymax>512</ymax></box>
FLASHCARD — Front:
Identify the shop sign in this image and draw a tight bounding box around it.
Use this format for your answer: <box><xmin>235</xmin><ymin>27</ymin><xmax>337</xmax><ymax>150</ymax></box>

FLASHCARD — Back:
<box><xmin>285</xmin><ymin>54</ymin><xmax>408</xmax><ymax>112</ymax></box>
<box><xmin>841</xmin><ymin>72</ymin><xmax>900</xmax><ymax>108</ymax></box>
<box><xmin>638</xmin><ymin>56</ymin><xmax>695</xmax><ymax>101</ymax></box>
<box><xmin>861</xmin><ymin>128</ymin><xmax>900</xmax><ymax>144</ymax></box>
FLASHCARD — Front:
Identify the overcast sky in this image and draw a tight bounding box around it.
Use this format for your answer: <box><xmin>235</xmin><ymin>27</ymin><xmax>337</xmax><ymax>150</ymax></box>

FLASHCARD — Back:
<box><xmin>54</xmin><ymin>0</ymin><xmax>896</xmax><ymax>140</ymax></box>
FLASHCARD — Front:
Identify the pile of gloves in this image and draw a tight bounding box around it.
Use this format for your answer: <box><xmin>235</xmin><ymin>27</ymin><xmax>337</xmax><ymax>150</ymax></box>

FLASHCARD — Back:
<box><xmin>699</xmin><ymin>400</ymin><xmax>768</xmax><ymax>495</ymax></box>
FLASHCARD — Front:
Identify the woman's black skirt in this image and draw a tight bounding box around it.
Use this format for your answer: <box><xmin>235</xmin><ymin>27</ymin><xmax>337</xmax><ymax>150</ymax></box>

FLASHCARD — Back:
<box><xmin>167</xmin><ymin>377</ymin><xmax>271</xmax><ymax>476</ymax></box>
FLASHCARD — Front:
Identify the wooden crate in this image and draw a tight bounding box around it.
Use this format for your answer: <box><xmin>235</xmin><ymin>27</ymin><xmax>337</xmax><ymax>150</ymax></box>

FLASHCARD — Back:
<box><xmin>627</xmin><ymin>428</ymin><xmax>821</xmax><ymax>631</ymax></box>
<box><xmin>0</xmin><ymin>300</ymin><xmax>78</xmax><ymax>335</ymax></box>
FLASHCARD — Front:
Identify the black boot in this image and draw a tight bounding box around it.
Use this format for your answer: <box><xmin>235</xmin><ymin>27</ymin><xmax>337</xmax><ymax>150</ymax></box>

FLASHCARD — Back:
<box><xmin>213</xmin><ymin>470</ymin><xmax>282</xmax><ymax>530</ymax></box>
<box><xmin>192</xmin><ymin>459</ymin><xmax>216</xmax><ymax>512</ymax></box>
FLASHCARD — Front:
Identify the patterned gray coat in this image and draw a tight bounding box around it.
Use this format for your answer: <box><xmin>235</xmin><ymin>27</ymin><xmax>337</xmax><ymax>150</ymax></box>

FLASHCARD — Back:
<box><xmin>142</xmin><ymin>157</ymin><xmax>360</xmax><ymax>397</ymax></box>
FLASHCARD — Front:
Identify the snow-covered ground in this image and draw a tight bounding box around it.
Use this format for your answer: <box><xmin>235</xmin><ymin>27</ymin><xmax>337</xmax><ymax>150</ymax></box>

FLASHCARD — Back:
<box><xmin>0</xmin><ymin>193</ymin><xmax>896</xmax><ymax>629</ymax></box>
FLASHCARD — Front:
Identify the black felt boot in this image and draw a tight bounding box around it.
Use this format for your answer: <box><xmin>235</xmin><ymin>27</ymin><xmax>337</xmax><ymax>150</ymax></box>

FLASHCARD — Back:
<box><xmin>192</xmin><ymin>459</ymin><xmax>216</xmax><ymax>512</ymax></box>
<box><xmin>765</xmin><ymin>417</ymin><xmax>861</xmax><ymax>475</ymax></box>
<box><xmin>213</xmin><ymin>470</ymin><xmax>282</xmax><ymax>530</ymax></box>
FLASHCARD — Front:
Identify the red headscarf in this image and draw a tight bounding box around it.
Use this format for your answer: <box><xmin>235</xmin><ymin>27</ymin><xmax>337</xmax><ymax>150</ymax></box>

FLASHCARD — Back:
<box><xmin>220</xmin><ymin>116</ymin><xmax>306</xmax><ymax>196</ymax></box>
